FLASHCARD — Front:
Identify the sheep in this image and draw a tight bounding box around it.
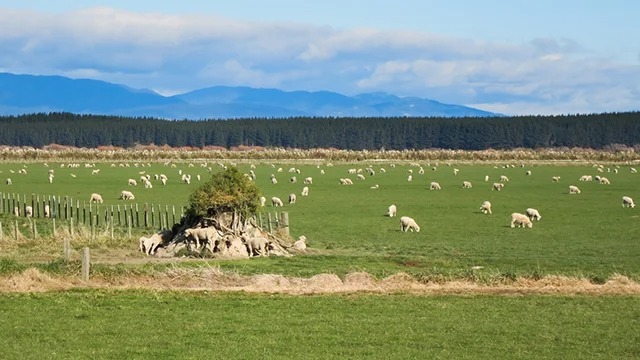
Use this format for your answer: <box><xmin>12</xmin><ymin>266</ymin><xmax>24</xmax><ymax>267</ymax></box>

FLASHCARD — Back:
<box><xmin>91</xmin><ymin>169</ymin><xmax>100</xmax><ymax>175</ymax></box>
<box><xmin>492</xmin><ymin>183</ymin><xmax>504</xmax><ymax>191</ymax></box>
<box><xmin>90</xmin><ymin>193</ymin><xmax>104</xmax><ymax>204</ymax></box>
<box><xmin>370</xmin><ymin>184</ymin><xmax>379</xmax><ymax>189</ymax></box>
<box><xmin>500</xmin><ymin>175</ymin><xmax>509</xmax><ymax>182</ymax></box>
<box><xmin>552</xmin><ymin>176</ymin><xmax>561</xmax><ymax>182</ymax></box>
<box><xmin>128</xmin><ymin>179</ymin><xmax>137</xmax><ymax>186</ymax></box>
<box><xmin>387</xmin><ymin>204</ymin><xmax>397</xmax><ymax>217</ymax></box>
<box><xmin>301</xmin><ymin>186</ymin><xmax>309</xmax><ymax>196</ymax></box>
<box><xmin>579</xmin><ymin>175</ymin><xmax>592</xmax><ymax>182</ymax></box>
<box><xmin>48</xmin><ymin>174</ymin><xmax>54</xmax><ymax>184</ymax></box>
<box><xmin>622</xmin><ymin>196</ymin><xmax>635</xmax><ymax>208</ymax></box>
<box><xmin>480</xmin><ymin>201</ymin><xmax>492</xmax><ymax>214</ymax></box>
<box><xmin>400</xmin><ymin>216</ymin><xmax>420</xmax><ymax>232</ymax></box>
<box><xmin>288</xmin><ymin>193</ymin><xmax>297</xmax><ymax>204</ymax></box>
<box><xmin>510</xmin><ymin>213</ymin><xmax>533</xmax><ymax>228</ymax></box>
<box><xmin>260</xmin><ymin>196</ymin><xmax>267</xmax><ymax>207</ymax></box>
<box><xmin>569</xmin><ymin>185</ymin><xmax>581</xmax><ymax>194</ymax></box>
<box><xmin>631</xmin><ymin>168</ymin><xmax>637</xmax><ymax>173</ymax></box>
<box><xmin>139</xmin><ymin>234</ymin><xmax>162</xmax><ymax>255</ymax></box>
<box><xmin>184</xmin><ymin>227</ymin><xmax>220</xmax><ymax>252</ymax></box>
<box><xmin>525</xmin><ymin>170</ymin><xmax>532</xmax><ymax>176</ymax></box>
<box><xmin>120</xmin><ymin>190</ymin><xmax>135</xmax><ymax>200</ymax></box>
<box><xmin>453</xmin><ymin>168</ymin><xmax>459</xmax><ymax>176</ymax></box>
<box><xmin>429</xmin><ymin>181</ymin><xmax>441</xmax><ymax>190</ymax></box>
<box><xmin>25</xmin><ymin>206</ymin><xmax>33</xmax><ymax>217</ymax></box>
<box><xmin>599</xmin><ymin>177</ymin><xmax>611</xmax><ymax>185</ymax></box>
<box><xmin>271</xmin><ymin>197</ymin><xmax>284</xmax><ymax>207</ymax></box>
<box><xmin>484</xmin><ymin>175</ymin><xmax>489</xmax><ymax>182</ymax></box>
<box><xmin>407</xmin><ymin>175</ymin><xmax>413</xmax><ymax>182</ymax></box>
<box><xmin>462</xmin><ymin>181</ymin><xmax>472</xmax><ymax>189</ymax></box>
<box><xmin>304</xmin><ymin>177</ymin><xmax>313</xmax><ymax>185</ymax></box>
<box><xmin>271</xmin><ymin>177</ymin><xmax>278</xmax><ymax>184</ymax></box>
<box><xmin>5</xmin><ymin>178</ymin><xmax>12</xmax><ymax>185</ymax></box>
<box><xmin>241</xmin><ymin>235</ymin><xmax>271</xmax><ymax>257</ymax></box>
<box><xmin>357</xmin><ymin>174</ymin><xmax>366</xmax><ymax>180</ymax></box>
<box><xmin>43</xmin><ymin>204</ymin><xmax>50</xmax><ymax>218</ymax></box>
<box><xmin>290</xmin><ymin>176</ymin><xmax>297</xmax><ymax>183</ymax></box>
<box><xmin>182</xmin><ymin>174</ymin><xmax>191</xmax><ymax>184</ymax></box>
<box><xmin>525</xmin><ymin>208</ymin><xmax>542</xmax><ymax>221</ymax></box>
<box><xmin>292</xmin><ymin>235</ymin><xmax>307</xmax><ymax>252</ymax></box>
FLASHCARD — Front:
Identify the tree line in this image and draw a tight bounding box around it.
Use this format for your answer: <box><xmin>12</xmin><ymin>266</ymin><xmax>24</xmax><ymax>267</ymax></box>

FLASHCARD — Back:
<box><xmin>1</xmin><ymin>112</ymin><xmax>639</xmax><ymax>150</ymax></box>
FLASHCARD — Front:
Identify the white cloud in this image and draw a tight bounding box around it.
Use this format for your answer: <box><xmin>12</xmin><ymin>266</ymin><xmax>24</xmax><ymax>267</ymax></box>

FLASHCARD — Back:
<box><xmin>0</xmin><ymin>7</ymin><xmax>638</xmax><ymax>115</ymax></box>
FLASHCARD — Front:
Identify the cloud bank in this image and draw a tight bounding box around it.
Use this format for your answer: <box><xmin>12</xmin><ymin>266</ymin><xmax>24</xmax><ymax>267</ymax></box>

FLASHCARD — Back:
<box><xmin>0</xmin><ymin>7</ymin><xmax>638</xmax><ymax>115</ymax></box>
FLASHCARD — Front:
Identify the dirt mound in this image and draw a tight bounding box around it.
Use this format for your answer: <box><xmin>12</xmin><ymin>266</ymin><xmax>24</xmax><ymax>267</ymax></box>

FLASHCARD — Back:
<box><xmin>1</xmin><ymin>269</ymin><xmax>639</xmax><ymax>296</ymax></box>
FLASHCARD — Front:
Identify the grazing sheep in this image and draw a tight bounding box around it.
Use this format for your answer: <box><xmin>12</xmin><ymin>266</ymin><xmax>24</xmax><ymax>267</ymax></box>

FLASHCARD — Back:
<box><xmin>462</xmin><ymin>181</ymin><xmax>472</xmax><ymax>189</ymax></box>
<box><xmin>44</xmin><ymin>205</ymin><xmax>50</xmax><ymax>218</ymax></box>
<box><xmin>525</xmin><ymin>208</ymin><xmax>542</xmax><ymax>221</ymax></box>
<box><xmin>453</xmin><ymin>168</ymin><xmax>459</xmax><ymax>176</ymax></box>
<box><xmin>271</xmin><ymin>177</ymin><xmax>278</xmax><ymax>184</ymax></box>
<box><xmin>407</xmin><ymin>175</ymin><xmax>413</xmax><ymax>182</ymax></box>
<box><xmin>119</xmin><ymin>190</ymin><xmax>135</xmax><ymax>200</ymax></box>
<box><xmin>357</xmin><ymin>174</ymin><xmax>366</xmax><ymax>180</ymax></box>
<box><xmin>492</xmin><ymin>183</ymin><xmax>504</xmax><ymax>191</ymax></box>
<box><xmin>400</xmin><ymin>216</ymin><xmax>420</xmax><ymax>232</ymax></box>
<box><xmin>288</xmin><ymin>193</ymin><xmax>297</xmax><ymax>204</ymax></box>
<box><xmin>622</xmin><ymin>196</ymin><xmax>635</xmax><ymax>208</ymax></box>
<box><xmin>25</xmin><ymin>206</ymin><xmax>33</xmax><ymax>217</ymax></box>
<box><xmin>48</xmin><ymin>174</ymin><xmax>54</xmax><ymax>184</ymax></box>
<box><xmin>525</xmin><ymin>170</ymin><xmax>532</xmax><ymax>176</ymax></box>
<box><xmin>241</xmin><ymin>235</ymin><xmax>271</xmax><ymax>257</ymax></box>
<box><xmin>484</xmin><ymin>175</ymin><xmax>489</xmax><ymax>182</ymax></box>
<box><xmin>370</xmin><ymin>184</ymin><xmax>379</xmax><ymax>189</ymax></box>
<box><xmin>139</xmin><ymin>234</ymin><xmax>163</xmax><ymax>255</ymax></box>
<box><xmin>387</xmin><ymin>204</ymin><xmax>397</xmax><ymax>217</ymax></box>
<box><xmin>631</xmin><ymin>168</ymin><xmax>637</xmax><ymax>173</ymax></box>
<box><xmin>301</xmin><ymin>186</ymin><xmax>309</xmax><ymax>196</ymax></box>
<box><xmin>292</xmin><ymin>235</ymin><xmax>307</xmax><ymax>252</ymax></box>
<box><xmin>500</xmin><ymin>175</ymin><xmax>510</xmax><ymax>182</ymax></box>
<box><xmin>480</xmin><ymin>201</ymin><xmax>492</xmax><ymax>214</ymax></box>
<box><xmin>91</xmin><ymin>169</ymin><xmax>100</xmax><ymax>175</ymax></box>
<box><xmin>552</xmin><ymin>176</ymin><xmax>561</xmax><ymax>182</ymax></box>
<box><xmin>510</xmin><ymin>213</ymin><xmax>533</xmax><ymax>228</ymax></box>
<box><xmin>260</xmin><ymin>196</ymin><xmax>267</xmax><ymax>207</ymax></box>
<box><xmin>304</xmin><ymin>177</ymin><xmax>313</xmax><ymax>185</ymax></box>
<box><xmin>90</xmin><ymin>193</ymin><xmax>104</xmax><ymax>204</ymax></box>
<box><xmin>599</xmin><ymin>177</ymin><xmax>611</xmax><ymax>185</ymax></box>
<box><xmin>5</xmin><ymin>178</ymin><xmax>12</xmax><ymax>185</ymax></box>
<box><xmin>430</xmin><ymin>181</ymin><xmax>441</xmax><ymax>190</ymax></box>
<box><xmin>184</xmin><ymin>227</ymin><xmax>220</xmax><ymax>252</ymax></box>
<box><xmin>271</xmin><ymin>197</ymin><xmax>284</xmax><ymax>207</ymax></box>
<box><xmin>128</xmin><ymin>179</ymin><xmax>137</xmax><ymax>186</ymax></box>
<box><xmin>290</xmin><ymin>176</ymin><xmax>297</xmax><ymax>183</ymax></box>
<box><xmin>579</xmin><ymin>175</ymin><xmax>592</xmax><ymax>182</ymax></box>
<box><xmin>569</xmin><ymin>185</ymin><xmax>581</xmax><ymax>194</ymax></box>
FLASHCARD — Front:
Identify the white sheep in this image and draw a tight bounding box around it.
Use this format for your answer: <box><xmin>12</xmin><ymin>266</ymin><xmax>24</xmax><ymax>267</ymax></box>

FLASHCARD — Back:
<box><xmin>579</xmin><ymin>175</ymin><xmax>592</xmax><ymax>182</ymax></box>
<box><xmin>44</xmin><ymin>204</ymin><xmax>50</xmax><ymax>218</ymax></box>
<box><xmin>128</xmin><ymin>179</ymin><xmax>137</xmax><ymax>186</ymax></box>
<box><xmin>288</xmin><ymin>193</ymin><xmax>297</xmax><ymax>204</ymax></box>
<box><xmin>525</xmin><ymin>170</ymin><xmax>532</xmax><ymax>176</ymax></box>
<box><xmin>301</xmin><ymin>186</ymin><xmax>309</xmax><ymax>196</ymax></box>
<box><xmin>599</xmin><ymin>177</ymin><xmax>610</xmax><ymax>185</ymax></box>
<box><xmin>552</xmin><ymin>176</ymin><xmax>561</xmax><ymax>182</ymax></box>
<box><xmin>569</xmin><ymin>185</ymin><xmax>581</xmax><ymax>194</ymax></box>
<box><xmin>429</xmin><ymin>181</ymin><xmax>441</xmax><ymax>190</ymax></box>
<box><xmin>184</xmin><ymin>227</ymin><xmax>220</xmax><ymax>252</ymax></box>
<box><xmin>48</xmin><ymin>174</ymin><xmax>54</xmax><ymax>184</ymax></box>
<box><xmin>484</xmin><ymin>175</ymin><xmax>489</xmax><ymax>182</ymax></box>
<box><xmin>25</xmin><ymin>206</ymin><xmax>33</xmax><ymax>217</ymax></box>
<box><xmin>387</xmin><ymin>204</ymin><xmax>397</xmax><ymax>217</ymax></box>
<box><xmin>120</xmin><ymin>190</ymin><xmax>135</xmax><ymax>200</ymax></box>
<box><xmin>407</xmin><ymin>175</ymin><xmax>413</xmax><ymax>182</ymax></box>
<box><xmin>304</xmin><ymin>177</ymin><xmax>313</xmax><ymax>185</ymax></box>
<box><xmin>462</xmin><ymin>181</ymin><xmax>472</xmax><ymax>189</ymax></box>
<box><xmin>139</xmin><ymin>234</ymin><xmax>163</xmax><ymax>255</ymax></box>
<box><xmin>630</xmin><ymin>168</ymin><xmax>637</xmax><ymax>173</ymax></box>
<box><xmin>90</xmin><ymin>193</ymin><xmax>104</xmax><ymax>204</ymax></box>
<box><xmin>400</xmin><ymin>216</ymin><xmax>420</xmax><ymax>232</ymax></box>
<box><xmin>492</xmin><ymin>183</ymin><xmax>504</xmax><ymax>191</ymax></box>
<box><xmin>271</xmin><ymin>177</ymin><xmax>278</xmax><ymax>184</ymax></box>
<box><xmin>260</xmin><ymin>196</ymin><xmax>267</xmax><ymax>207</ymax></box>
<box><xmin>91</xmin><ymin>169</ymin><xmax>100</xmax><ymax>175</ymax></box>
<box><xmin>453</xmin><ymin>168</ymin><xmax>459</xmax><ymax>176</ymax></box>
<box><xmin>525</xmin><ymin>208</ymin><xmax>542</xmax><ymax>221</ymax></box>
<box><xmin>290</xmin><ymin>176</ymin><xmax>297</xmax><ymax>183</ymax></box>
<box><xmin>622</xmin><ymin>196</ymin><xmax>635</xmax><ymax>208</ymax></box>
<box><xmin>241</xmin><ymin>235</ymin><xmax>271</xmax><ymax>257</ymax></box>
<box><xmin>480</xmin><ymin>201</ymin><xmax>492</xmax><ymax>214</ymax></box>
<box><xmin>357</xmin><ymin>174</ymin><xmax>366</xmax><ymax>180</ymax></box>
<box><xmin>292</xmin><ymin>235</ymin><xmax>307</xmax><ymax>252</ymax></box>
<box><xmin>271</xmin><ymin>197</ymin><xmax>283</xmax><ymax>207</ymax></box>
<box><xmin>510</xmin><ymin>213</ymin><xmax>533</xmax><ymax>228</ymax></box>
<box><xmin>500</xmin><ymin>175</ymin><xmax>509</xmax><ymax>182</ymax></box>
<box><xmin>5</xmin><ymin>178</ymin><xmax>12</xmax><ymax>185</ymax></box>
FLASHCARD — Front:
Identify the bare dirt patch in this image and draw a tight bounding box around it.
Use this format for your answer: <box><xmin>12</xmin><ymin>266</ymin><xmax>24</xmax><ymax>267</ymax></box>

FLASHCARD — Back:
<box><xmin>1</xmin><ymin>268</ymin><xmax>639</xmax><ymax>296</ymax></box>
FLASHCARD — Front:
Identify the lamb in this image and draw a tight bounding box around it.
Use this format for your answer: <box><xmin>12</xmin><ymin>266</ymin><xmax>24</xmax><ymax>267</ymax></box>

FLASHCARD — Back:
<box><xmin>290</xmin><ymin>176</ymin><xmax>297</xmax><ymax>183</ymax></box>
<box><xmin>301</xmin><ymin>186</ymin><xmax>309</xmax><ymax>196</ymax></box>
<box><xmin>139</xmin><ymin>230</ymin><xmax>172</xmax><ymax>255</ymax></box>
<box><xmin>241</xmin><ymin>235</ymin><xmax>271</xmax><ymax>257</ymax></box>
<box><xmin>292</xmin><ymin>235</ymin><xmax>307</xmax><ymax>252</ymax></box>
<box><xmin>429</xmin><ymin>181</ymin><xmax>441</xmax><ymax>190</ymax></box>
<box><xmin>453</xmin><ymin>168</ymin><xmax>459</xmax><ymax>176</ymax></box>
<box><xmin>462</xmin><ymin>181</ymin><xmax>472</xmax><ymax>189</ymax></box>
<box><xmin>260</xmin><ymin>196</ymin><xmax>267</xmax><ymax>207</ymax></box>
<box><xmin>119</xmin><ymin>190</ymin><xmax>135</xmax><ymax>200</ymax></box>
<box><xmin>90</xmin><ymin>193</ymin><xmax>104</xmax><ymax>203</ymax></box>
<box><xmin>184</xmin><ymin>227</ymin><xmax>220</xmax><ymax>252</ymax></box>
<box><xmin>387</xmin><ymin>204</ymin><xmax>397</xmax><ymax>217</ymax></box>
<box><xmin>288</xmin><ymin>193</ymin><xmax>297</xmax><ymax>204</ymax></box>
<box><xmin>25</xmin><ymin>206</ymin><xmax>33</xmax><ymax>217</ymax></box>
<box><xmin>128</xmin><ymin>179</ymin><xmax>137</xmax><ymax>186</ymax></box>
<box><xmin>631</xmin><ymin>168</ymin><xmax>637</xmax><ymax>173</ymax></box>
<box><xmin>271</xmin><ymin>197</ymin><xmax>283</xmax><ymax>207</ymax></box>
<box><xmin>599</xmin><ymin>177</ymin><xmax>611</xmax><ymax>185</ymax></box>
<box><xmin>480</xmin><ymin>201</ymin><xmax>492</xmax><ymax>214</ymax></box>
<box><xmin>510</xmin><ymin>213</ymin><xmax>533</xmax><ymax>228</ymax></box>
<box><xmin>525</xmin><ymin>170</ymin><xmax>532</xmax><ymax>176</ymax></box>
<box><xmin>569</xmin><ymin>185</ymin><xmax>581</xmax><ymax>194</ymax></box>
<box><xmin>271</xmin><ymin>177</ymin><xmax>278</xmax><ymax>184</ymax></box>
<box><xmin>407</xmin><ymin>175</ymin><xmax>413</xmax><ymax>182</ymax></box>
<box><xmin>357</xmin><ymin>174</ymin><xmax>366</xmax><ymax>180</ymax></box>
<box><xmin>400</xmin><ymin>216</ymin><xmax>420</xmax><ymax>232</ymax></box>
<box><xmin>44</xmin><ymin>204</ymin><xmax>50</xmax><ymax>218</ymax></box>
<box><xmin>91</xmin><ymin>169</ymin><xmax>100</xmax><ymax>175</ymax></box>
<box><xmin>552</xmin><ymin>176</ymin><xmax>561</xmax><ymax>182</ymax></box>
<box><xmin>500</xmin><ymin>175</ymin><xmax>509</xmax><ymax>182</ymax></box>
<box><xmin>579</xmin><ymin>175</ymin><xmax>592</xmax><ymax>182</ymax></box>
<box><xmin>622</xmin><ymin>196</ymin><xmax>635</xmax><ymax>208</ymax></box>
<box><xmin>525</xmin><ymin>208</ymin><xmax>542</xmax><ymax>221</ymax></box>
<box><xmin>492</xmin><ymin>183</ymin><xmax>504</xmax><ymax>191</ymax></box>
<box><xmin>5</xmin><ymin>178</ymin><xmax>12</xmax><ymax>185</ymax></box>
<box><xmin>304</xmin><ymin>177</ymin><xmax>313</xmax><ymax>185</ymax></box>
<box><xmin>484</xmin><ymin>175</ymin><xmax>489</xmax><ymax>182</ymax></box>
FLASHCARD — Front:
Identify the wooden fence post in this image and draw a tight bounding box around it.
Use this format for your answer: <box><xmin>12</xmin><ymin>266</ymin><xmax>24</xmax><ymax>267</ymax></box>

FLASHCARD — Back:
<box><xmin>279</xmin><ymin>212</ymin><xmax>289</xmax><ymax>237</ymax></box>
<box><xmin>0</xmin><ymin>221</ymin><xmax>3</xmax><ymax>240</ymax></box>
<box><xmin>52</xmin><ymin>218</ymin><xmax>56</xmax><ymax>237</ymax></box>
<box><xmin>63</xmin><ymin>238</ymin><xmax>71</xmax><ymax>262</ymax></box>
<box><xmin>32</xmin><ymin>219</ymin><xmax>37</xmax><ymax>239</ymax></box>
<box><xmin>70</xmin><ymin>217</ymin><xmax>74</xmax><ymax>237</ymax></box>
<box><xmin>14</xmin><ymin>219</ymin><xmax>18</xmax><ymax>241</ymax></box>
<box><xmin>81</xmin><ymin>247</ymin><xmax>90</xmax><ymax>281</ymax></box>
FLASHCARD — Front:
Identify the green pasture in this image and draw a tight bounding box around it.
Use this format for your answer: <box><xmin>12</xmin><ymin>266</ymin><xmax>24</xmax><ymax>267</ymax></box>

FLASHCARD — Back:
<box><xmin>0</xmin><ymin>161</ymin><xmax>638</xmax><ymax>280</ymax></box>
<box><xmin>0</xmin><ymin>291</ymin><xmax>638</xmax><ymax>359</ymax></box>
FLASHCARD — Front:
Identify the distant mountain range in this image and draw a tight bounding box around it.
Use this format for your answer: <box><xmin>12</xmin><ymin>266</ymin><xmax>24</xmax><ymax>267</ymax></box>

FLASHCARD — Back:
<box><xmin>0</xmin><ymin>72</ymin><xmax>499</xmax><ymax>119</ymax></box>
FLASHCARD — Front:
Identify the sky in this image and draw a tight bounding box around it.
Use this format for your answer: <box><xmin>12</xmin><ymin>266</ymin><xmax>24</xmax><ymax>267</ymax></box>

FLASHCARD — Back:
<box><xmin>1</xmin><ymin>1</ymin><xmax>639</xmax><ymax>116</ymax></box>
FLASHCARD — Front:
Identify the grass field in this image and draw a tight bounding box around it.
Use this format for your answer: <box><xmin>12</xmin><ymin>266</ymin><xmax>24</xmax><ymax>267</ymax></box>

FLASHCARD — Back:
<box><xmin>0</xmin><ymin>291</ymin><xmax>638</xmax><ymax>359</ymax></box>
<box><xmin>0</xmin><ymin>160</ymin><xmax>638</xmax><ymax>281</ymax></box>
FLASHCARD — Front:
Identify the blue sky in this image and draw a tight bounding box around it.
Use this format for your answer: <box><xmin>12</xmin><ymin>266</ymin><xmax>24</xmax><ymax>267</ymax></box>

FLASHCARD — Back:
<box><xmin>1</xmin><ymin>1</ymin><xmax>639</xmax><ymax>115</ymax></box>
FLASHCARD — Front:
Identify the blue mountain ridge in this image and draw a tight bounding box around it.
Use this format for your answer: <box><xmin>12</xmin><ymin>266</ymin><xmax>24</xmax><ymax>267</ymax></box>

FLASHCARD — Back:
<box><xmin>0</xmin><ymin>72</ymin><xmax>500</xmax><ymax>119</ymax></box>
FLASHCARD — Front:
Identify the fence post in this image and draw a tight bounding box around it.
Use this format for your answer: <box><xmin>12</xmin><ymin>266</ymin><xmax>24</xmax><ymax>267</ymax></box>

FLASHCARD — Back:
<box><xmin>70</xmin><ymin>217</ymin><xmax>74</xmax><ymax>237</ymax></box>
<box><xmin>64</xmin><ymin>196</ymin><xmax>69</xmax><ymax>220</ymax></box>
<box><xmin>81</xmin><ymin>247</ymin><xmax>90</xmax><ymax>281</ymax></box>
<box><xmin>110</xmin><ymin>215</ymin><xmax>114</xmax><ymax>240</ymax></box>
<box><xmin>52</xmin><ymin>218</ymin><xmax>56</xmax><ymax>237</ymax></box>
<box><xmin>172</xmin><ymin>206</ymin><xmax>176</xmax><ymax>226</ymax></box>
<box><xmin>0</xmin><ymin>221</ymin><xmax>3</xmax><ymax>240</ymax></box>
<box><xmin>63</xmin><ymin>238</ymin><xmax>71</xmax><ymax>262</ymax></box>
<box><xmin>32</xmin><ymin>219</ymin><xmax>37</xmax><ymax>239</ymax></box>
<box><xmin>34</xmin><ymin>194</ymin><xmax>39</xmax><ymax>218</ymax></box>
<box><xmin>279</xmin><ymin>212</ymin><xmax>289</xmax><ymax>237</ymax></box>
<box><xmin>267</xmin><ymin>213</ymin><xmax>273</xmax><ymax>233</ymax></box>
<box><xmin>136</xmin><ymin>203</ymin><xmax>140</xmax><ymax>227</ymax></box>
<box><xmin>14</xmin><ymin>219</ymin><xmax>18</xmax><ymax>241</ymax></box>
<box><xmin>151</xmin><ymin>204</ymin><xmax>155</xmax><ymax>228</ymax></box>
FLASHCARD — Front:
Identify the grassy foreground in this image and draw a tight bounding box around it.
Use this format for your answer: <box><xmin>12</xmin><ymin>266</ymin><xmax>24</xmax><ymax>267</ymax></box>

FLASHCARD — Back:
<box><xmin>0</xmin><ymin>291</ymin><xmax>638</xmax><ymax>359</ymax></box>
